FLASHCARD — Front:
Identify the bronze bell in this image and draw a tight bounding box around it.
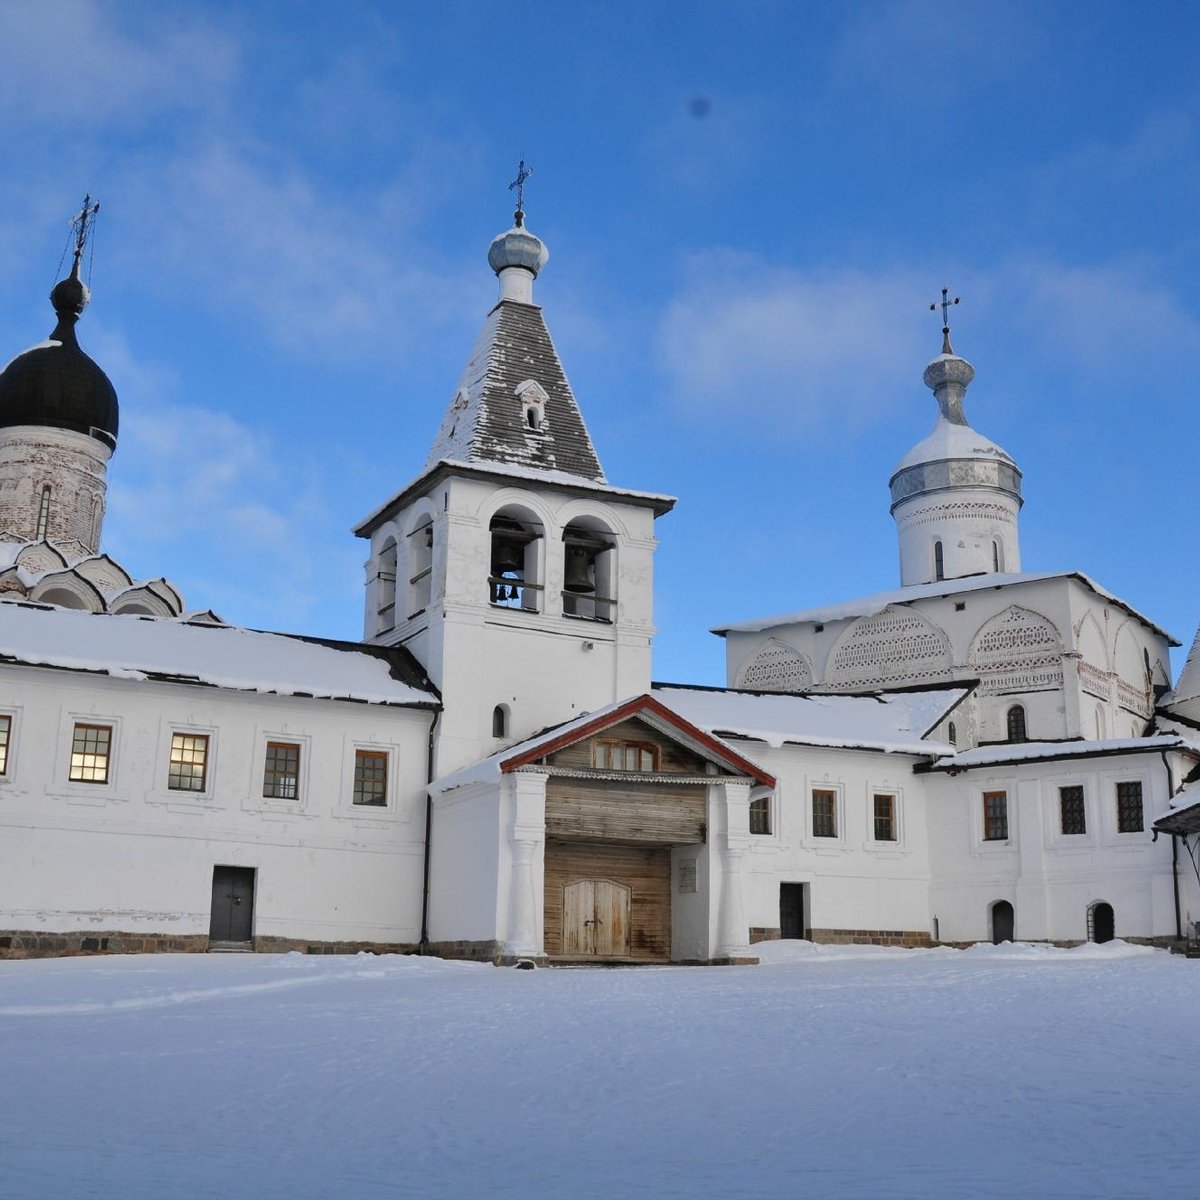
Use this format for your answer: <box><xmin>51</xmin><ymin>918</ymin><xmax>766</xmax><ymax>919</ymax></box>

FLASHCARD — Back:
<box><xmin>491</xmin><ymin>538</ymin><xmax>523</xmax><ymax>579</ymax></box>
<box><xmin>564</xmin><ymin>544</ymin><xmax>595</xmax><ymax>593</ymax></box>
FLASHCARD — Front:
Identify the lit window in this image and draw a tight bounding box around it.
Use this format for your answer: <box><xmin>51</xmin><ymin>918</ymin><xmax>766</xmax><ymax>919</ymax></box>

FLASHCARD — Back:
<box><xmin>353</xmin><ymin>749</ymin><xmax>388</xmax><ymax>806</ymax></box>
<box><xmin>1006</xmin><ymin>705</ymin><xmax>1027</xmax><ymax>743</ymax></box>
<box><xmin>1059</xmin><ymin>785</ymin><xmax>1086</xmax><ymax>835</ymax></box>
<box><xmin>983</xmin><ymin>791</ymin><xmax>1008</xmax><ymax>841</ymax></box>
<box><xmin>750</xmin><ymin>795</ymin><xmax>771</xmax><ymax>835</ymax></box>
<box><xmin>69</xmin><ymin>723</ymin><xmax>111</xmax><ymax>784</ymax></box>
<box><xmin>593</xmin><ymin>742</ymin><xmax>657</xmax><ymax>772</ymax></box>
<box><xmin>812</xmin><ymin>789</ymin><xmax>837</xmax><ymax>838</ymax></box>
<box><xmin>168</xmin><ymin>733</ymin><xmax>209</xmax><ymax>792</ymax></box>
<box><xmin>873</xmin><ymin>793</ymin><xmax>896</xmax><ymax>841</ymax></box>
<box><xmin>1116</xmin><ymin>781</ymin><xmax>1143</xmax><ymax>833</ymax></box>
<box><xmin>263</xmin><ymin>742</ymin><xmax>300</xmax><ymax>800</ymax></box>
<box><xmin>0</xmin><ymin>714</ymin><xmax>10</xmax><ymax>774</ymax></box>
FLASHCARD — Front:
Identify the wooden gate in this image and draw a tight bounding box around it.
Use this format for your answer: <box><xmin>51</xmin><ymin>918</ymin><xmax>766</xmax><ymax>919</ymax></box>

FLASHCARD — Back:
<box><xmin>563</xmin><ymin>879</ymin><xmax>631</xmax><ymax>957</ymax></box>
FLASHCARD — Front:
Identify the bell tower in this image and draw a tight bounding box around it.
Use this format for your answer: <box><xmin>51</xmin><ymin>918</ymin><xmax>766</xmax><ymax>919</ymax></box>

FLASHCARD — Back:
<box><xmin>356</xmin><ymin>183</ymin><xmax>674</xmax><ymax>775</ymax></box>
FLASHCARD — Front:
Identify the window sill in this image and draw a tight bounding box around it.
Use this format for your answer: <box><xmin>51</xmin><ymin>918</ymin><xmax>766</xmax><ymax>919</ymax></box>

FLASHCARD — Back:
<box><xmin>146</xmin><ymin>790</ymin><xmax>220</xmax><ymax>813</ymax></box>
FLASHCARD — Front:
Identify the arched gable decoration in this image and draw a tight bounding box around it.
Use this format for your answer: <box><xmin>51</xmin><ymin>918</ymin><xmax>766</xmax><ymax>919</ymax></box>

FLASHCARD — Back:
<box><xmin>826</xmin><ymin>605</ymin><xmax>952</xmax><ymax>689</ymax></box>
<box><xmin>737</xmin><ymin>639</ymin><xmax>814</xmax><ymax>693</ymax></box>
<box><xmin>29</xmin><ymin>568</ymin><xmax>106</xmax><ymax>613</ymax></box>
<box><xmin>968</xmin><ymin>605</ymin><xmax>1063</xmax><ymax>696</ymax></box>
<box><xmin>1075</xmin><ymin>611</ymin><xmax>1111</xmax><ymax>701</ymax></box>
<box><xmin>1113</xmin><ymin>621</ymin><xmax>1152</xmax><ymax>718</ymax></box>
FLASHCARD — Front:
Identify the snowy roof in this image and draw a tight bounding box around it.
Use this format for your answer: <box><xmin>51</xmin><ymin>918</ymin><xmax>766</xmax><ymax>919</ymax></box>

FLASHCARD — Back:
<box><xmin>431</xmin><ymin>693</ymin><xmax>776</xmax><ymax>795</ymax></box>
<box><xmin>923</xmin><ymin>734</ymin><xmax>1200</xmax><ymax>773</ymax></box>
<box><xmin>893</xmin><ymin>414</ymin><xmax>1016</xmax><ymax>474</ymax></box>
<box><xmin>355</xmin><ymin>457</ymin><xmax>675</xmax><ymax>535</ymax></box>
<box><xmin>652</xmin><ymin>683</ymin><xmax>966</xmax><ymax>755</ymax></box>
<box><xmin>425</xmin><ymin>300</ymin><xmax>604</xmax><ymax>480</ymax></box>
<box><xmin>713</xmin><ymin>571</ymin><xmax>1177</xmax><ymax>644</ymax></box>
<box><xmin>0</xmin><ymin>603</ymin><xmax>437</xmax><ymax>707</ymax></box>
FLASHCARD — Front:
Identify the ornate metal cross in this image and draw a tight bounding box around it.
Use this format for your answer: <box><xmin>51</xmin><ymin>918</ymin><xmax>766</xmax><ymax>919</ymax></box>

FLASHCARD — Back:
<box><xmin>69</xmin><ymin>193</ymin><xmax>101</xmax><ymax>265</ymax></box>
<box><xmin>930</xmin><ymin>285</ymin><xmax>959</xmax><ymax>332</ymax></box>
<box><xmin>508</xmin><ymin>159</ymin><xmax>533</xmax><ymax>214</ymax></box>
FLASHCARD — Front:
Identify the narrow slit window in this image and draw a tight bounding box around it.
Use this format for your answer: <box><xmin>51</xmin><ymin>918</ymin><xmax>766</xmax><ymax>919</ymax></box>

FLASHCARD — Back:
<box><xmin>492</xmin><ymin>706</ymin><xmax>507</xmax><ymax>738</ymax></box>
<box><xmin>933</xmin><ymin>540</ymin><xmax>944</xmax><ymax>582</ymax></box>
<box><xmin>35</xmin><ymin>485</ymin><xmax>51</xmax><ymax>540</ymax></box>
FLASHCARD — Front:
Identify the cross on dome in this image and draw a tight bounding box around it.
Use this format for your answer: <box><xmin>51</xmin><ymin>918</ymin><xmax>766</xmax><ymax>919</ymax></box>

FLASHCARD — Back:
<box><xmin>508</xmin><ymin>159</ymin><xmax>533</xmax><ymax>227</ymax></box>
<box><xmin>929</xmin><ymin>286</ymin><xmax>960</xmax><ymax>355</ymax></box>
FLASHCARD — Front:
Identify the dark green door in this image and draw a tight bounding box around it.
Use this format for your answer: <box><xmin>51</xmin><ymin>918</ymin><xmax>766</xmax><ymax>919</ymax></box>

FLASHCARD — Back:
<box><xmin>209</xmin><ymin>866</ymin><xmax>255</xmax><ymax>943</ymax></box>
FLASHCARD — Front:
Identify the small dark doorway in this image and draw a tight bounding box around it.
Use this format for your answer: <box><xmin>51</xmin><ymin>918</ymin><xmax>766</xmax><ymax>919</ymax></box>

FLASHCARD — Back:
<box><xmin>780</xmin><ymin>883</ymin><xmax>808</xmax><ymax>939</ymax></box>
<box><xmin>1088</xmin><ymin>902</ymin><xmax>1115</xmax><ymax>944</ymax></box>
<box><xmin>991</xmin><ymin>899</ymin><xmax>1015</xmax><ymax>944</ymax></box>
<box><xmin>209</xmin><ymin>866</ymin><xmax>255</xmax><ymax>944</ymax></box>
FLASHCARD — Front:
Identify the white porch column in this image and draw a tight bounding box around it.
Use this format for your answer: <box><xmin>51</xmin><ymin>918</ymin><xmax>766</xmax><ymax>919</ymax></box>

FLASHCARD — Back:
<box><xmin>504</xmin><ymin>771</ymin><xmax>547</xmax><ymax>958</ymax></box>
<box><xmin>715</xmin><ymin>779</ymin><xmax>752</xmax><ymax>959</ymax></box>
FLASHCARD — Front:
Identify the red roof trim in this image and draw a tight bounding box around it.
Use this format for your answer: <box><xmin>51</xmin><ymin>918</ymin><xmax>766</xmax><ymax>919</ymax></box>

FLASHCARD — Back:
<box><xmin>499</xmin><ymin>694</ymin><xmax>776</xmax><ymax>787</ymax></box>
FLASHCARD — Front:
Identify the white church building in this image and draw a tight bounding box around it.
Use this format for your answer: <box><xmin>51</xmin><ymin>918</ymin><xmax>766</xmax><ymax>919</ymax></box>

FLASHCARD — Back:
<box><xmin>2</xmin><ymin>200</ymin><xmax>1199</xmax><ymax>963</ymax></box>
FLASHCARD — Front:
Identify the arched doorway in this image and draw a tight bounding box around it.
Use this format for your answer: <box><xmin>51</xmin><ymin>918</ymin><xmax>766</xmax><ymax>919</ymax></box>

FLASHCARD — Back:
<box><xmin>991</xmin><ymin>900</ymin><xmax>1015</xmax><ymax>944</ymax></box>
<box><xmin>1088</xmin><ymin>902</ymin><xmax>1115</xmax><ymax>944</ymax></box>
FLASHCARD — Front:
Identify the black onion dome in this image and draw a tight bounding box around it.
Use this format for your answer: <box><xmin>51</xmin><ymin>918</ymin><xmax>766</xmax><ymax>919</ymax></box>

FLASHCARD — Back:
<box><xmin>0</xmin><ymin>269</ymin><xmax>118</xmax><ymax>451</ymax></box>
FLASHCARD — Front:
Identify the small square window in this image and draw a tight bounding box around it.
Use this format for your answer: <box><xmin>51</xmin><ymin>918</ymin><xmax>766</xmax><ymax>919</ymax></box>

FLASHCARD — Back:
<box><xmin>1059</xmin><ymin>785</ymin><xmax>1086</xmax><ymax>835</ymax></box>
<box><xmin>168</xmin><ymin>733</ymin><xmax>209</xmax><ymax>792</ymax></box>
<box><xmin>263</xmin><ymin>742</ymin><xmax>301</xmax><ymax>800</ymax></box>
<box><xmin>1116</xmin><ymin>781</ymin><xmax>1143</xmax><ymax>833</ymax></box>
<box><xmin>70</xmin><ymin>723</ymin><xmax>111</xmax><ymax>784</ymax></box>
<box><xmin>749</xmin><ymin>795</ymin><xmax>771</xmax><ymax>835</ymax></box>
<box><xmin>983</xmin><ymin>791</ymin><xmax>1008</xmax><ymax>841</ymax></box>
<box><xmin>353</xmin><ymin>749</ymin><xmax>388</xmax><ymax>807</ymax></box>
<box><xmin>0</xmin><ymin>714</ymin><xmax>10</xmax><ymax>775</ymax></box>
<box><xmin>873</xmin><ymin>793</ymin><xmax>896</xmax><ymax>842</ymax></box>
<box><xmin>812</xmin><ymin>789</ymin><xmax>837</xmax><ymax>838</ymax></box>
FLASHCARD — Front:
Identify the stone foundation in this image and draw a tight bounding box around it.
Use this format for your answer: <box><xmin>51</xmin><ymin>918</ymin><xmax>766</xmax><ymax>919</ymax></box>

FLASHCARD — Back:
<box><xmin>0</xmin><ymin>930</ymin><xmax>420</xmax><ymax>960</ymax></box>
<box><xmin>750</xmin><ymin>927</ymin><xmax>933</xmax><ymax>949</ymax></box>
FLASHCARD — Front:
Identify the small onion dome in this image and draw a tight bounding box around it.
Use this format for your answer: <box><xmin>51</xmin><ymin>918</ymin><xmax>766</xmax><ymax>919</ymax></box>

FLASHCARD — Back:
<box><xmin>0</xmin><ymin>265</ymin><xmax>118</xmax><ymax>451</ymax></box>
<box><xmin>487</xmin><ymin>213</ymin><xmax>549</xmax><ymax>279</ymax></box>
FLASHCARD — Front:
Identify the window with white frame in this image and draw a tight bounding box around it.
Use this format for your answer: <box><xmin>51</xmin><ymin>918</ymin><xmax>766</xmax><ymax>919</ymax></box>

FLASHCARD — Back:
<box><xmin>982</xmin><ymin>790</ymin><xmax>1008</xmax><ymax>841</ymax></box>
<box><xmin>353</xmin><ymin>749</ymin><xmax>388</xmax><ymax>807</ymax></box>
<box><xmin>749</xmin><ymin>795</ymin><xmax>771</xmax><ymax>835</ymax></box>
<box><xmin>69</xmin><ymin>723</ymin><xmax>112</xmax><ymax>784</ymax></box>
<box><xmin>167</xmin><ymin>733</ymin><xmax>209</xmax><ymax>792</ymax></box>
<box><xmin>873</xmin><ymin>793</ymin><xmax>897</xmax><ymax>842</ymax></box>
<box><xmin>812</xmin><ymin>788</ymin><xmax>837</xmax><ymax>838</ymax></box>
<box><xmin>263</xmin><ymin>742</ymin><xmax>301</xmax><ymax>800</ymax></box>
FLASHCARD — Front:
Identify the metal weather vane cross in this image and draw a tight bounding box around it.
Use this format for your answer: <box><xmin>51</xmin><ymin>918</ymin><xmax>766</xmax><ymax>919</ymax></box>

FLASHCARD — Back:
<box><xmin>69</xmin><ymin>193</ymin><xmax>101</xmax><ymax>267</ymax></box>
<box><xmin>930</xmin><ymin>285</ymin><xmax>960</xmax><ymax>353</ymax></box>
<box><xmin>508</xmin><ymin>159</ymin><xmax>533</xmax><ymax>222</ymax></box>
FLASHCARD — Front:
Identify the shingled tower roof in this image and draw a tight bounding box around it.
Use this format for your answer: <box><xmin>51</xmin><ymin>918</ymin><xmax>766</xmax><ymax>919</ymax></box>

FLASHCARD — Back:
<box><xmin>424</xmin><ymin>214</ymin><xmax>606</xmax><ymax>483</ymax></box>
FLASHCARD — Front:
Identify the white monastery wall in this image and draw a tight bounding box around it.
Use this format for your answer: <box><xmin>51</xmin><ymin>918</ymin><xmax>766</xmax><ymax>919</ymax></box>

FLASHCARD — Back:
<box><xmin>0</xmin><ymin>666</ymin><xmax>432</xmax><ymax>948</ymax></box>
<box><xmin>924</xmin><ymin>753</ymin><xmax>1176</xmax><ymax>944</ymax></box>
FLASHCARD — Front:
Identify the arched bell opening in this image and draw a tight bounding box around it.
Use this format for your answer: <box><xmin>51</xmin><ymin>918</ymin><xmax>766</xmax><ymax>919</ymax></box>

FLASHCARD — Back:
<box><xmin>561</xmin><ymin>518</ymin><xmax>615</xmax><ymax>623</ymax></box>
<box><xmin>406</xmin><ymin>517</ymin><xmax>433</xmax><ymax>617</ymax></box>
<box><xmin>489</xmin><ymin>507</ymin><xmax>543</xmax><ymax>612</ymax></box>
<box><xmin>376</xmin><ymin>537</ymin><xmax>398</xmax><ymax>632</ymax></box>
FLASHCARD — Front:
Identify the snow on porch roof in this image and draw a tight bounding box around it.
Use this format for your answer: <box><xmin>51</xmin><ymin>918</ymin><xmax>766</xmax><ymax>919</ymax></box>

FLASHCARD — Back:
<box><xmin>711</xmin><ymin>571</ymin><xmax>1178</xmax><ymax>645</ymax></box>
<box><xmin>920</xmin><ymin>734</ymin><xmax>1200</xmax><ymax>773</ymax></box>
<box><xmin>0</xmin><ymin>603</ymin><xmax>438</xmax><ymax>707</ymax></box>
<box><xmin>430</xmin><ymin>693</ymin><xmax>777</xmax><ymax>794</ymax></box>
<box><xmin>651</xmin><ymin>682</ymin><xmax>968</xmax><ymax>756</ymax></box>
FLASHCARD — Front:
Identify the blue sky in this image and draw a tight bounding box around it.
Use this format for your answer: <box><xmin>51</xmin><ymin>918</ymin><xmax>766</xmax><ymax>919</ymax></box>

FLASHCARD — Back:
<box><xmin>2</xmin><ymin>1</ymin><xmax>1198</xmax><ymax>684</ymax></box>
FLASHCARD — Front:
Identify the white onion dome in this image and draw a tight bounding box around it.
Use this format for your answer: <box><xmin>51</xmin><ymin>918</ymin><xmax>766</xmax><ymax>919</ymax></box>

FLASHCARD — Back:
<box><xmin>889</xmin><ymin>345</ymin><xmax>1021</xmax><ymax>512</ymax></box>
<box><xmin>487</xmin><ymin>212</ymin><xmax>549</xmax><ymax>279</ymax></box>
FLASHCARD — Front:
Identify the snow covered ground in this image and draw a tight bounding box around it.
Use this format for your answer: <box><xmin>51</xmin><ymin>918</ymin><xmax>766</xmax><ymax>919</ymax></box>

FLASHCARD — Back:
<box><xmin>3</xmin><ymin>942</ymin><xmax>1197</xmax><ymax>1199</ymax></box>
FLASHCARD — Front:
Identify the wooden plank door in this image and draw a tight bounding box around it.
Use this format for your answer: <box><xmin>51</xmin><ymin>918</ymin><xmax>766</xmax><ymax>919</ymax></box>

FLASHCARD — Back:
<box><xmin>592</xmin><ymin>880</ymin><xmax>631</xmax><ymax>957</ymax></box>
<box><xmin>562</xmin><ymin>880</ymin><xmax>595</xmax><ymax>955</ymax></box>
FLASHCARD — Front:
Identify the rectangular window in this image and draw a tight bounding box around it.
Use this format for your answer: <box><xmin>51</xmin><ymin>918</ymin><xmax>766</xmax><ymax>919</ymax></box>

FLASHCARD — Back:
<box><xmin>749</xmin><ymin>795</ymin><xmax>771</xmax><ymax>835</ymax></box>
<box><xmin>812</xmin><ymin>789</ymin><xmax>837</xmax><ymax>838</ymax></box>
<box><xmin>1059</xmin><ymin>785</ymin><xmax>1086</xmax><ymax>835</ymax></box>
<box><xmin>168</xmin><ymin>733</ymin><xmax>209</xmax><ymax>792</ymax></box>
<box><xmin>263</xmin><ymin>742</ymin><xmax>301</xmax><ymax>800</ymax></box>
<box><xmin>353</xmin><ymin>749</ymin><xmax>388</xmax><ymax>807</ymax></box>
<box><xmin>592</xmin><ymin>742</ymin><xmax>657</xmax><ymax>772</ymax></box>
<box><xmin>0</xmin><ymin>714</ymin><xmax>10</xmax><ymax>775</ymax></box>
<box><xmin>69</xmin><ymin>723</ymin><xmax>111</xmax><ymax>784</ymax></box>
<box><xmin>1116</xmin><ymin>781</ymin><xmax>1144</xmax><ymax>833</ymax></box>
<box><xmin>873</xmin><ymin>793</ymin><xmax>896</xmax><ymax>842</ymax></box>
<box><xmin>983</xmin><ymin>791</ymin><xmax>1008</xmax><ymax>841</ymax></box>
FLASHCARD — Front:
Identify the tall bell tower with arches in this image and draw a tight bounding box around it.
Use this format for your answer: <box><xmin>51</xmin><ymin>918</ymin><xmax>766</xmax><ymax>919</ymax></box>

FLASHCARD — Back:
<box><xmin>356</xmin><ymin>182</ymin><xmax>673</xmax><ymax>775</ymax></box>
